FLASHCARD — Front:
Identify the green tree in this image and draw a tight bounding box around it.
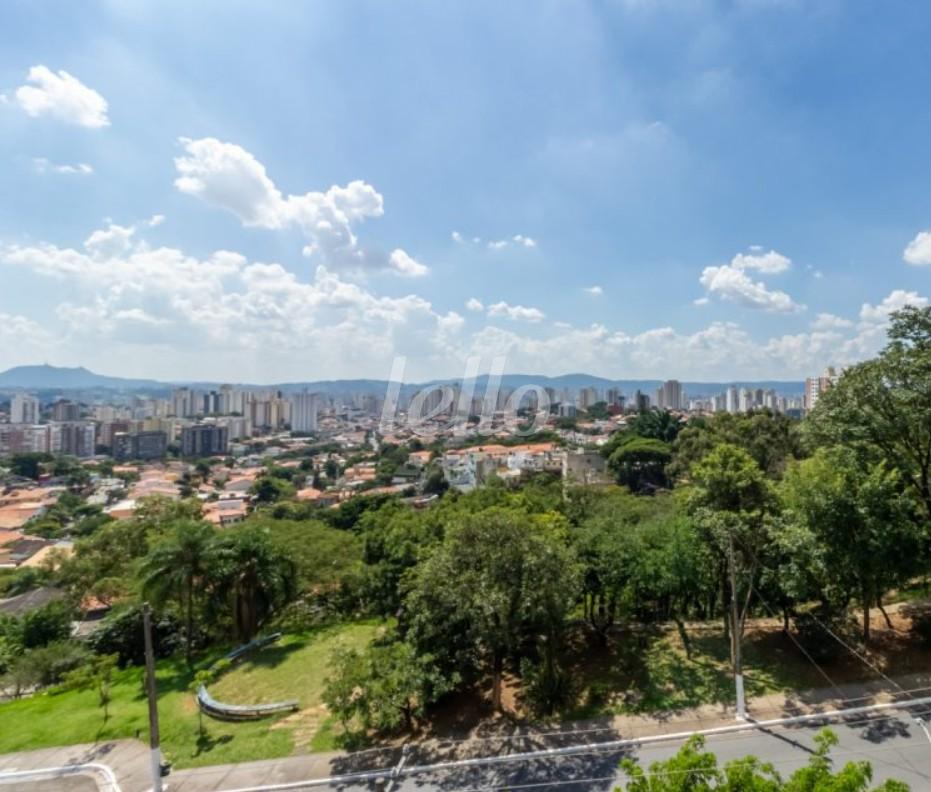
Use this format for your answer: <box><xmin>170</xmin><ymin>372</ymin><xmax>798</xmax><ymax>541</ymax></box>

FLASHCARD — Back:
<box><xmin>19</xmin><ymin>600</ymin><xmax>75</xmax><ymax>649</ymax></box>
<box><xmin>780</xmin><ymin>447</ymin><xmax>921</xmax><ymax>642</ymax></box>
<box><xmin>251</xmin><ymin>474</ymin><xmax>295</xmax><ymax>503</ymax></box>
<box><xmin>208</xmin><ymin>527</ymin><xmax>297</xmax><ymax>642</ymax></box>
<box><xmin>323</xmin><ymin>639</ymin><xmax>450</xmax><ymax>741</ymax></box>
<box><xmin>617</xmin><ymin>729</ymin><xmax>908</xmax><ymax>791</ymax></box>
<box><xmin>403</xmin><ymin>508</ymin><xmax>579</xmax><ymax>711</ymax></box>
<box><xmin>9</xmin><ymin>452</ymin><xmax>51</xmax><ymax>480</ymax></box>
<box><xmin>62</xmin><ymin>653</ymin><xmax>119</xmax><ymax>722</ymax></box>
<box><xmin>142</xmin><ymin>519</ymin><xmax>215</xmax><ymax>663</ymax></box>
<box><xmin>671</xmin><ymin>409</ymin><xmax>802</xmax><ymax>481</ymax></box>
<box><xmin>627</xmin><ymin>409</ymin><xmax>682</xmax><ymax>443</ymax></box>
<box><xmin>689</xmin><ymin>443</ymin><xmax>774</xmax><ymax>648</ymax></box>
<box><xmin>604</xmin><ymin>435</ymin><xmax>673</xmax><ymax>493</ymax></box>
<box><xmin>808</xmin><ymin>305</ymin><xmax>931</xmax><ymax>520</ymax></box>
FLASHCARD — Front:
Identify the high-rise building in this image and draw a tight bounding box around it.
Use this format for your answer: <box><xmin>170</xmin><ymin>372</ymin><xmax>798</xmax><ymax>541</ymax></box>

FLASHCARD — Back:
<box><xmin>113</xmin><ymin>430</ymin><xmax>168</xmax><ymax>461</ymax></box>
<box><xmin>655</xmin><ymin>380</ymin><xmax>684</xmax><ymax>411</ymax></box>
<box><xmin>50</xmin><ymin>422</ymin><xmax>96</xmax><ymax>458</ymax></box>
<box><xmin>290</xmin><ymin>391</ymin><xmax>319</xmax><ymax>434</ymax></box>
<box><xmin>725</xmin><ymin>386</ymin><xmax>739</xmax><ymax>414</ymax></box>
<box><xmin>631</xmin><ymin>390</ymin><xmax>651</xmax><ymax>412</ymax></box>
<box><xmin>51</xmin><ymin>399</ymin><xmax>80</xmax><ymax>421</ymax></box>
<box><xmin>180</xmin><ymin>424</ymin><xmax>229</xmax><ymax>457</ymax></box>
<box><xmin>805</xmin><ymin>367</ymin><xmax>839</xmax><ymax>411</ymax></box>
<box><xmin>171</xmin><ymin>387</ymin><xmax>198</xmax><ymax>418</ymax></box>
<box><xmin>10</xmin><ymin>393</ymin><xmax>40</xmax><ymax>424</ymax></box>
<box><xmin>578</xmin><ymin>387</ymin><xmax>599</xmax><ymax>409</ymax></box>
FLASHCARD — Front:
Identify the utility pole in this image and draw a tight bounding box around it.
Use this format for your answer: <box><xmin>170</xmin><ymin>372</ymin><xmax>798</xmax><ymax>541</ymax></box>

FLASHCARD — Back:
<box><xmin>143</xmin><ymin>602</ymin><xmax>164</xmax><ymax>792</ymax></box>
<box><xmin>728</xmin><ymin>532</ymin><xmax>747</xmax><ymax>720</ymax></box>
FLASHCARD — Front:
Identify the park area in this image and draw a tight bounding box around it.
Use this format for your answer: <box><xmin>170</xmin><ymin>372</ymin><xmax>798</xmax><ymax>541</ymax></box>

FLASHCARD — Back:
<box><xmin>0</xmin><ymin>622</ymin><xmax>380</xmax><ymax>769</ymax></box>
<box><xmin>2</xmin><ymin>605</ymin><xmax>930</xmax><ymax>769</ymax></box>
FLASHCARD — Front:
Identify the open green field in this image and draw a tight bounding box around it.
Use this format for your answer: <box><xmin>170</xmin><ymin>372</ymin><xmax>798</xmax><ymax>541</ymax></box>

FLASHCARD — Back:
<box><xmin>0</xmin><ymin>620</ymin><xmax>382</xmax><ymax>769</ymax></box>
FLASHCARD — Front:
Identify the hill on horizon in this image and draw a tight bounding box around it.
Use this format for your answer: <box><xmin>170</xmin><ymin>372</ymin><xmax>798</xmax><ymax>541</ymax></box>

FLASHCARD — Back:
<box><xmin>0</xmin><ymin>363</ymin><xmax>804</xmax><ymax>397</ymax></box>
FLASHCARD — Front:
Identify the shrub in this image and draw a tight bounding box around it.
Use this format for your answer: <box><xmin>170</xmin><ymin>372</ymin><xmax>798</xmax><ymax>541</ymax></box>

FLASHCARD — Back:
<box><xmin>88</xmin><ymin>605</ymin><xmax>183</xmax><ymax>667</ymax></box>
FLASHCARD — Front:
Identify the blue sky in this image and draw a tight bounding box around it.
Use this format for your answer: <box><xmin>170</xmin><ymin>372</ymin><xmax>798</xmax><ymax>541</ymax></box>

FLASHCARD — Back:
<box><xmin>2</xmin><ymin>0</ymin><xmax>931</xmax><ymax>383</ymax></box>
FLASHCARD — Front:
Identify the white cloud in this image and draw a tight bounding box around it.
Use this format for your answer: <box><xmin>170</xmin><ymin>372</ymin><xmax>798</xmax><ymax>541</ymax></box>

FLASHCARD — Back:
<box><xmin>859</xmin><ymin>289</ymin><xmax>929</xmax><ymax>324</ymax></box>
<box><xmin>14</xmin><ymin>66</ymin><xmax>109</xmax><ymax>128</ymax></box>
<box><xmin>147</xmin><ymin>214</ymin><xmax>165</xmax><ymax>227</ymax></box>
<box><xmin>698</xmin><ymin>247</ymin><xmax>801</xmax><ymax>313</ymax></box>
<box><xmin>730</xmin><ymin>249</ymin><xmax>791</xmax><ymax>273</ymax></box>
<box><xmin>487</xmin><ymin>234</ymin><xmax>537</xmax><ymax>250</ymax></box>
<box><xmin>811</xmin><ymin>312</ymin><xmax>853</xmax><ymax>330</ymax></box>
<box><xmin>584</xmin><ymin>285</ymin><xmax>603</xmax><ymax>296</ymax></box>
<box><xmin>174</xmin><ymin>137</ymin><xmax>424</xmax><ymax>277</ymax></box>
<box><xmin>693</xmin><ymin>297</ymin><xmax>710</xmax><ymax>306</ymax></box>
<box><xmin>0</xmin><ymin>224</ymin><xmax>457</xmax><ymax>379</ymax></box>
<box><xmin>904</xmin><ymin>231</ymin><xmax>931</xmax><ymax>266</ymax></box>
<box><xmin>5</xmin><ymin>225</ymin><xmax>929</xmax><ymax>383</ymax></box>
<box><xmin>699</xmin><ymin>263</ymin><xmax>803</xmax><ymax>312</ymax></box>
<box><xmin>84</xmin><ymin>223</ymin><xmax>136</xmax><ymax>259</ymax></box>
<box><xmin>32</xmin><ymin>158</ymin><xmax>93</xmax><ymax>175</ymax></box>
<box><xmin>453</xmin><ymin>232</ymin><xmax>536</xmax><ymax>251</ymax></box>
<box><xmin>487</xmin><ymin>301</ymin><xmax>546</xmax><ymax>322</ymax></box>
<box><xmin>388</xmin><ymin>249</ymin><xmax>428</xmax><ymax>278</ymax></box>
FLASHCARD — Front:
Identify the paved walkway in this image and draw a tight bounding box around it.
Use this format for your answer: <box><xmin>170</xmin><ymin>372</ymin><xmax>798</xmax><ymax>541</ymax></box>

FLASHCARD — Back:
<box><xmin>4</xmin><ymin>672</ymin><xmax>931</xmax><ymax>791</ymax></box>
<box><xmin>0</xmin><ymin>740</ymin><xmax>150</xmax><ymax>791</ymax></box>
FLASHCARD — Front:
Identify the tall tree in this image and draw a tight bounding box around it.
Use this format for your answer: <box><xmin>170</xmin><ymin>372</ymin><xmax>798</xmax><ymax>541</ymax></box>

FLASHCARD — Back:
<box><xmin>808</xmin><ymin>305</ymin><xmax>931</xmax><ymax>520</ymax></box>
<box><xmin>142</xmin><ymin>519</ymin><xmax>215</xmax><ymax>663</ymax></box>
<box><xmin>403</xmin><ymin>507</ymin><xmax>579</xmax><ymax>711</ymax></box>
<box><xmin>689</xmin><ymin>443</ymin><xmax>775</xmax><ymax>649</ymax></box>
<box><xmin>208</xmin><ymin>526</ymin><xmax>297</xmax><ymax>642</ymax></box>
<box><xmin>780</xmin><ymin>447</ymin><xmax>921</xmax><ymax>642</ymax></box>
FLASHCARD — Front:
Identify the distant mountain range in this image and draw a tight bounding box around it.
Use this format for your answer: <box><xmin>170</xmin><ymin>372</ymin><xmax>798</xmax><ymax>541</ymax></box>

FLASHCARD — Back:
<box><xmin>0</xmin><ymin>364</ymin><xmax>805</xmax><ymax>398</ymax></box>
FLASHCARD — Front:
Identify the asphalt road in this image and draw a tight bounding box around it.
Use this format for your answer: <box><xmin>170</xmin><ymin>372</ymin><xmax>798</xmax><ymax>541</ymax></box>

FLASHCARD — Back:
<box><xmin>0</xmin><ymin>777</ymin><xmax>100</xmax><ymax>791</ymax></box>
<box><xmin>304</xmin><ymin>711</ymin><xmax>931</xmax><ymax>792</ymax></box>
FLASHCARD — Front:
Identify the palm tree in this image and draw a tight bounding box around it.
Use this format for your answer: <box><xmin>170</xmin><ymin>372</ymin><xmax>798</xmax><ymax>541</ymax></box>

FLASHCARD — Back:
<box><xmin>208</xmin><ymin>527</ymin><xmax>297</xmax><ymax>643</ymax></box>
<box><xmin>142</xmin><ymin>520</ymin><xmax>216</xmax><ymax>664</ymax></box>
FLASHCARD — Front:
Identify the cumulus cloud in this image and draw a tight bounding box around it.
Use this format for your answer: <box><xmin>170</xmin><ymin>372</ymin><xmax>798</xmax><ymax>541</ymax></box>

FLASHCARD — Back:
<box><xmin>729</xmin><ymin>249</ymin><xmax>791</xmax><ymax>273</ymax></box>
<box><xmin>14</xmin><ymin>66</ymin><xmax>109</xmax><ymax>128</ymax></box>
<box><xmin>811</xmin><ymin>313</ymin><xmax>853</xmax><ymax>330</ymax></box>
<box><xmin>388</xmin><ymin>249</ymin><xmax>429</xmax><ymax>278</ymax></box>
<box><xmin>904</xmin><ymin>231</ymin><xmax>931</xmax><ymax>266</ymax></box>
<box><xmin>859</xmin><ymin>289</ymin><xmax>929</xmax><ymax>323</ymax></box>
<box><xmin>3</xmin><ymin>224</ymin><xmax>927</xmax><ymax>383</ymax></box>
<box><xmin>584</xmin><ymin>285</ymin><xmax>603</xmax><ymax>296</ymax></box>
<box><xmin>699</xmin><ymin>247</ymin><xmax>802</xmax><ymax>312</ymax></box>
<box><xmin>487</xmin><ymin>301</ymin><xmax>546</xmax><ymax>322</ymax></box>
<box><xmin>33</xmin><ymin>158</ymin><xmax>93</xmax><ymax>175</ymax></box>
<box><xmin>0</xmin><ymin>224</ymin><xmax>452</xmax><ymax>378</ymax></box>
<box><xmin>174</xmin><ymin>137</ymin><xmax>425</xmax><ymax>276</ymax></box>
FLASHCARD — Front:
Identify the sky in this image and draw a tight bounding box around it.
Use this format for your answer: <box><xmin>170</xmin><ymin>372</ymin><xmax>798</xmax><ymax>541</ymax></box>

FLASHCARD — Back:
<box><xmin>2</xmin><ymin>0</ymin><xmax>931</xmax><ymax>384</ymax></box>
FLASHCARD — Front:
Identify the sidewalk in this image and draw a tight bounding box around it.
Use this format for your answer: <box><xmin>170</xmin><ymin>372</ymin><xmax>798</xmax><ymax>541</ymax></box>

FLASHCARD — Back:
<box><xmin>0</xmin><ymin>740</ymin><xmax>151</xmax><ymax>791</ymax></box>
<box><xmin>4</xmin><ymin>672</ymin><xmax>931</xmax><ymax>791</ymax></box>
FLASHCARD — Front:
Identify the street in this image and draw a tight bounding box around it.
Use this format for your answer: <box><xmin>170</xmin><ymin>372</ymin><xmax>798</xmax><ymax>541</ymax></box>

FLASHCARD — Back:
<box><xmin>319</xmin><ymin>713</ymin><xmax>931</xmax><ymax>792</ymax></box>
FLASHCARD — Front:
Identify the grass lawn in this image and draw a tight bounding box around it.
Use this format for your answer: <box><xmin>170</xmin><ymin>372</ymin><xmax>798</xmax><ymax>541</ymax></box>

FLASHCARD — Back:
<box><xmin>0</xmin><ymin>620</ymin><xmax>382</xmax><ymax>769</ymax></box>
